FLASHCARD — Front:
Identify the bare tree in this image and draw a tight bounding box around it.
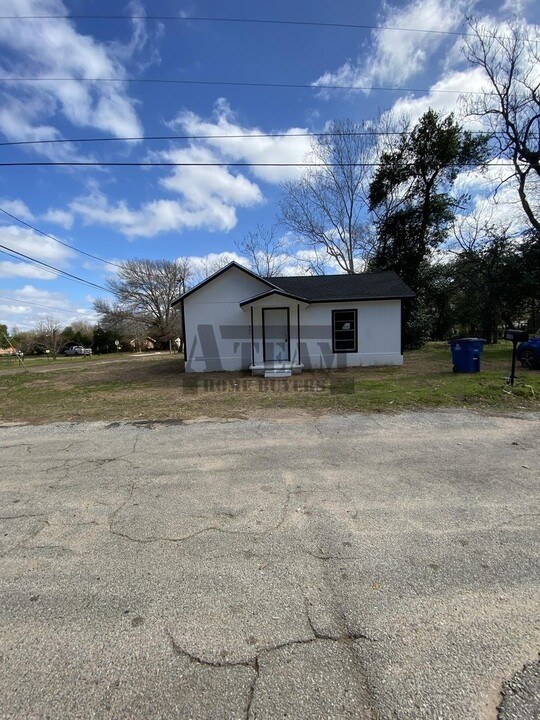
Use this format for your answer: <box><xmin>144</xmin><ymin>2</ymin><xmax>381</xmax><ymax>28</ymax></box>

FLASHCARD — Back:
<box><xmin>463</xmin><ymin>19</ymin><xmax>540</xmax><ymax>232</ymax></box>
<box><xmin>235</xmin><ymin>224</ymin><xmax>289</xmax><ymax>277</ymax></box>
<box><xmin>34</xmin><ymin>316</ymin><xmax>64</xmax><ymax>358</ymax></box>
<box><xmin>279</xmin><ymin>119</ymin><xmax>376</xmax><ymax>274</ymax></box>
<box><xmin>95</xmin><ymin>259</ymin><xmax>192</xmax><ymax>348</ymax></box>
<box><xmin>190</xmin><ymin>253</ymin><xmax>238</xmax><ymax>284</ymax></box>
<box><xmin>451</xmin><ymin>203</ymin><xmax>515</xmax><ymax>255</ymax></box>
<box><xmin>294</xmin><ymin>247</ymin><xmax>332</xmax><ymax>276</ymax></box>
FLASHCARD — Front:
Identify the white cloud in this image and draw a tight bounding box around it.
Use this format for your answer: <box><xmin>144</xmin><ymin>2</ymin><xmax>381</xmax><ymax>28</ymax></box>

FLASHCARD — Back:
<box><xmin>0</xmin><ymin>224</ymin><xmax>73</xmax><ymax>264</ymax></box>
<box><xmin>68</xmin><ymin>99</ymin><xmax>309</xmax><ymax>239</ymax></box>
<box><xmin>42</xmin><ymin>209</ymin><xmax>74</xmax><ymax>229</ymax></box>
<box><xmin>70</xmin><ymin>182</ymin><xmax>260</xmax><ymax>238</ymax></box>
<box><xmin>0</xmin><ymin>95</ymin><xmax>61</xmax><ymax>141</ymax></box>
<box><xmin>0</xmin><ymin>198</ymin><xmax>74</xmax><ymax>230</ymax></box>
<box><xmin>453</xmin><ymin>158</ymin><xmax>536</xmax><ymax>236</ymax></box>
<box><xmin>181</xmin><ymin>248</ymin><xmax>346</xmax><ymax>282</ymax></box>
<box><xmin>168</xmin><ymin>99</ymin><xmax>312</xmax><ymax>183</ymax></box>
<box><xmin>159</xmin><ymin>145</ymin><xmax>263</xmax><ymax>209</ymax></box>
<box><xmin>0</xmin><ymin>0</ymin><xmax>147</xmax><ymax>154</ymax></box>
<box><xmin>0</xmin><ymin>198</ymin><xmax>34</xmax><ymax>221</ymax></box>
<box><xmin>0</xmin><ymin>261</ymin><xmax>55</xmax><ymax>280</ymax></box>
<box><xmin>33</xmin><ymin>99</ymin><xmax>313</xmax><ymax>239</ymax></box>
<box><xmin>313</xmin><ymin>0</ymin><xmax>473</xmax><ymax>92</ymax></box>
<box><xmin>0</xmin><ymin>303</ymin><xmax>29</xmax><ymax>315</ymax></box>
<box><xmin>112</xmin><ymin>0</ymin><xmax>165</xmax><ymax>69</ymax></box>
<box><xmin>0</xmin><ymin>285</ymin><xmax>97</xmax><ymax>331</ymax></box>
<box><xmin>453</xmin><ymin>158</ymin><xmax>515</xmax><ymax>196</ymax></box>
<box><xmin>183</xmin><ymin>251</ymin><xmax>246</xmax><ymax>283</ymax></box>
<box><xmin>385</xmin><ymin>66</ymin><xmax>488</xmax><ymax>127</ymax></box>
<box><xmin>12</xmin><ymin>285</ymin><xmax>64</xmax><ymax>302</ymax></box>
<box><xmin>500</xmin><ymin>0</ymin><xmax>533</xmax><ymax>16</ymax></box>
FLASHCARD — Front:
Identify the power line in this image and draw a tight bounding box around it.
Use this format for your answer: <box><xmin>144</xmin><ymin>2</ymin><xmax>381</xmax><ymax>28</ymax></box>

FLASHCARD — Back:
<box><xmin>0</xmin><ymin>207</ymin><xmax>121</xmax><ymax>269</ymax></box>
<box><xmin>0</xmin><ymin>76</ymin><xmax>495</xmax><ymax>96</ymax></box>
<box><xmin>0</xmin><ymin>160</ymin><xmax>512</xmax><ymax>167</ymax></box>
<box><xmin>0</xmin><ymin>293</ymin><xmax>89</xmax><ymax>315</ymax></box>
<box><xmin>0</xmin><ymin>129</ymin><xmax>493</xmax><ymax>148</ymax></box>
<box><xmin>0</xmin><ymin>245</ymin><xmax>110</xmax><ymax>292</ymax></box>
<box><xmin>0</xmin><ymin>247</ymin><xmax>61</xmax><ymax>281</ymax></box>
<box><xmin>0</xmin><ymin>14</ymin><xmax>471</xmax><ymax>38</ymax></box>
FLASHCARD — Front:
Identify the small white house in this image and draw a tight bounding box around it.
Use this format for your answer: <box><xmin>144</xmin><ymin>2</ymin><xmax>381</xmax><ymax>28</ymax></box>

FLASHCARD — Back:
<box><xmin>172</xmin><ymin>262</ymin><xmax>414</xmax><ymax>376</ymax></box>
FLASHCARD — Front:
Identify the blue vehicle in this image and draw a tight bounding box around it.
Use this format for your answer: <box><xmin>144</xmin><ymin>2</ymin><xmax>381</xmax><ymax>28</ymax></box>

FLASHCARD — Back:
<box><xmin>517</xmin><ymin>337</ymin><xmax>540</xmax><ymax>369</ymax></box>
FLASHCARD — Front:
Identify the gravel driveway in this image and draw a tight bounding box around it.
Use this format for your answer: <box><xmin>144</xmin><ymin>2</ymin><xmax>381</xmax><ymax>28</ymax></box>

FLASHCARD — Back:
<box><xmin>1</xmin><ymin>411</ymin><xmax>539</xmax><ymax>719</ymax></box>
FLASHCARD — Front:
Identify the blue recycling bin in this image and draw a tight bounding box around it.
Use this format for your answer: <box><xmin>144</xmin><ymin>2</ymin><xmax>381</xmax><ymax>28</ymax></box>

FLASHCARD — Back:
<box><xmin>450</xmin><ymin>338</ymin><xmax>485</xmax><ymax>373</ymax></box>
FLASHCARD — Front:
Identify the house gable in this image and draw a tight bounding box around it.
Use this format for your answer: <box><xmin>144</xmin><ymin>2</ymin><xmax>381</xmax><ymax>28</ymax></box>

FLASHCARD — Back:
<box><xmin>171</xmin><ymin>261</ymin><xmax>276</xmax><ymax>306</ymax></box>
<box><xmin>181</xmin><ymin>264</ymin><xmax>273</xmax><ymax>372</ymax></box>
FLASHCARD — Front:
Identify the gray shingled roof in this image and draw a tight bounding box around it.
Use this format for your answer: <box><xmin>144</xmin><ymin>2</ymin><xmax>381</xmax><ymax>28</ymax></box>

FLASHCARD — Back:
<box><xmin>172</xmin><ymin>262</ymin><xmax>415</xmax><ymax>307</ymax></box>
<box><xmin>268</xmin><ymin>271</ymin><xmax>415</xmax><ymax>302</ymax></box>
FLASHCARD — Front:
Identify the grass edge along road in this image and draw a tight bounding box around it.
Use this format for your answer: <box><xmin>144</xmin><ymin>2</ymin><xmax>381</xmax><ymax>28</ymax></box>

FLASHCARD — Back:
<box><xmin>0</xmin><ymin>343</ymin><xmax>538</xmax><ymax>425</ymax></box>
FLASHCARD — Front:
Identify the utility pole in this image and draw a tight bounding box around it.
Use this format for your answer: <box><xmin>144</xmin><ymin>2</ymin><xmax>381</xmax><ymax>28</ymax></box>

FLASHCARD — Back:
<box><xmin>0</xmin><ymin>330</ymin><xmax>30</xmax><ymax>372</ymax></box>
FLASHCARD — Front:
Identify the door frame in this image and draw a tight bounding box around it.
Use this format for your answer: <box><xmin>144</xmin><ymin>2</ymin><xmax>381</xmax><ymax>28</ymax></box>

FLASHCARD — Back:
<box><xmin>262</xmin><ymin>307</ymin><xmax>291</xmax><ymax>362</ymax></box>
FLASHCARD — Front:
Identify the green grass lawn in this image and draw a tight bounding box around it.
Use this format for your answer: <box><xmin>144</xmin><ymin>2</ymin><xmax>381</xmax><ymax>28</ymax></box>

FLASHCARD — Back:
<box><xmin>0</xmin><ymin>351</ymin><xmax>133</xmax><ymax>370</ymax></box>
<box><xmin>0</xmin><ymin>343</ymin><xmax>538</xmax><ymax>425</ymax></box>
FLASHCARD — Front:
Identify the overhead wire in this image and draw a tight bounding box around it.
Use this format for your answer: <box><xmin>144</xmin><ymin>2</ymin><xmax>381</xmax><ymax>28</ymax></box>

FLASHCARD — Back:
<box><xmin>0</xmin><ymin>14</ymin><xmax>472</xmax><ymax>38</ymax></box>
<box><xmin>0</xmin><ymin>76</ymin><xmax>496</xmax><ymax>96</ymax></box>
<box><xmin>0</xmin><ymin>129</ymin><xmax>495</xmax><ymax>147</ymax></box>
<box><xmin>0</xmin><ymin>294</ymin><xmax>90</xmax><ymax>315</ymax></box>
<box><xmin>0</xmin><ymin>245</ymin><xmax>110</xmax><ymax>292</ymax></box>
<box><xmin>0</xmin><ymin>160</ymin><xmax>514</xmax><ymax>167</ymax></box>
<box><xmin>0</xmin><ymin>208</ymin><xmax>121</xmax><ymax>269</ymax></box>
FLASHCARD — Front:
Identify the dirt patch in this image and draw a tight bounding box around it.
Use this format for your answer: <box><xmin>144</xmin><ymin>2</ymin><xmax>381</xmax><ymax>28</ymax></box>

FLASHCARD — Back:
<box><xmin>106</xmin><ymin>419</ymin><xmax>186</xmax><ymax>429</ymax></box>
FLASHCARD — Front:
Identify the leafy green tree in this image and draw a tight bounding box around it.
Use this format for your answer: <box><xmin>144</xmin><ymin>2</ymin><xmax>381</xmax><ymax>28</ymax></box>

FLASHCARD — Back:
<box><xmin>421</xmin><ymin>262</ymin><xmax>456</xmax><ymax>341</ymax></box>
<box><xmin>450</xmin><ymin>237</ymin><xmax>521</xmax><ymax>343</ymax></box>
<box><xmin>9</xmin><ymin>329</ymin><xmax>35</xmax><ymax>355</ymax></box>
<box><xmin>0</xmin><ymin>324</ymin><xmax>9</xmax><ymax>348</ymax></box>
<box><xmin>63</xmin><ymin>321</ymin><xmax>94</xmax><ymax>348</ymax></box>
<box><xmin>504</xmin><ymin>233</ymin><xmax>540</xmax><ymax>334</ymax></box>
<box><xmin>93</xmin><ymin>326</ymin><xmax>122</xmax><ymax>354</ymax></box>
<box><xmin>369</xmin><ymin>109</ymin><xmax>489</xmax><ymax>346</ymax></box>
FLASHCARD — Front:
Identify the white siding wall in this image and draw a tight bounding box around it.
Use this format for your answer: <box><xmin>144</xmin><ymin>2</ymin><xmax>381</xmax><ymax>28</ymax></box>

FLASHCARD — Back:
<box><xmin>183</xmin><ymin>267</ymin><xmax>268</xmax><ymax>372</ymax></box>
<box><xmin>183</xmin><ymin>267</ymin><xmax>403</xmax><ymax>372</ymax></box>
<box><xmin>299</xmin><ymin>300</ymin><xmax>403</xmax><ymax>369</ymax></box>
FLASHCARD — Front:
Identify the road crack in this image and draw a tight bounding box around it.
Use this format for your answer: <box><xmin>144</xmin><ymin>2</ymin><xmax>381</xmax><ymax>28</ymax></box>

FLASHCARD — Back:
<box><xmin>108</xmin><ymin>524</ymin><xmax>265</xmax><ymax>544</ymax></box>
<box><xmin>245</xmin><ymin>656</ymin><xmax>260</xmax><ymax>720</ymax></box>
<box><xmin>166</xmin><ymin>629</ymin><xmax>256</xmax><ymax>669</ymax></box>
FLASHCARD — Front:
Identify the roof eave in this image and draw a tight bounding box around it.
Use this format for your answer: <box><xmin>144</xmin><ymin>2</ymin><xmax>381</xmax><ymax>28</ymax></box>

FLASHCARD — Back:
<box><xmin>239</xmin><ymin>289</ymin><xmax>311</xmax><ymax>308</ymax></box>
<box><xmin>307</xmin><ymin>293</ymin><xmax>416</xmax><ymax>302</ymax></box>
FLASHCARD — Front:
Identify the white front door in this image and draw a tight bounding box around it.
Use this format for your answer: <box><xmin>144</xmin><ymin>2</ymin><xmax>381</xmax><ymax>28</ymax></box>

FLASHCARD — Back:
<box><xmin>263</xmin><ymin>308</ymin><xmax>290</xmax><ymax>362</ymax></box>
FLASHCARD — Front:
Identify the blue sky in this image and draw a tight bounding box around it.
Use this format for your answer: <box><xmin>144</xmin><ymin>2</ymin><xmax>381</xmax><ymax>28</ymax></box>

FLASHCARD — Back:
<box><xmin>0</xmin><ymin>0</ymin><xmax>538</xmax><ymax>331</ymax></box>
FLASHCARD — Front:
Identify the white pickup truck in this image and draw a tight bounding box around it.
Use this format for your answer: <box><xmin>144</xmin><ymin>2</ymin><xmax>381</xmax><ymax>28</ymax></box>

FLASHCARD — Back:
<box><xmin>64</xmin><ymin>345</ymin><xmax>92</xmax><ymax>356</ymax></box>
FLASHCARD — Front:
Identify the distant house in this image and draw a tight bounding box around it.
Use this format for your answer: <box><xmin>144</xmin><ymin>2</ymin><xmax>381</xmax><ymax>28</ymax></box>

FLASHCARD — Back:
<box><xmin>130</xmin><ymin>337</ymin><xmax>157</xmax><ymax>351</ymax></box>
<box><xmin>172</xmin><ymin>262</ymin><xmax>414</xmax><ymax>376</ymax></box>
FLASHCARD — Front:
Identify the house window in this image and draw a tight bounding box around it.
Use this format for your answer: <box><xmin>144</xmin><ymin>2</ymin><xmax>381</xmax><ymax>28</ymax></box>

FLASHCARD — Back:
<box><xmin>332</xmin><ymin>309</ymin><xmax>357</xmax><ymax>353</ymax></box>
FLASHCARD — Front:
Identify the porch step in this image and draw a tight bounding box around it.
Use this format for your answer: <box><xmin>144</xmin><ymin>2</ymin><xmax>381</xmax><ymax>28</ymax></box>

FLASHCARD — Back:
<box><xmin>264</xmin><ymin>369</ymin><xmax>292</xmax><ymax>378</ymax></box>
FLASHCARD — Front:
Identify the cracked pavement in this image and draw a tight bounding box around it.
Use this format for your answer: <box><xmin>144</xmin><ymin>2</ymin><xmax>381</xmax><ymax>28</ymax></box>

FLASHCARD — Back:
<box><xmin>1</xmin><ymin>410</ymin><xmax>539</xmax><ymax>719</ymax></box>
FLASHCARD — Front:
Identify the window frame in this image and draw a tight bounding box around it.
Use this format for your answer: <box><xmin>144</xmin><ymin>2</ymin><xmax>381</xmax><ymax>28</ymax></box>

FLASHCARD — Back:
<box><xmin>332</xmin><ymin>308</ymin><xmax>358</xmax><ymax>354</ymax></box>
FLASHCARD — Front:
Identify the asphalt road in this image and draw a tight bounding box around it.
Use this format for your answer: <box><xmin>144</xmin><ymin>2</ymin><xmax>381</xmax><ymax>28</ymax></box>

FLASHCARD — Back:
<box><xmin>1</xmin><ymin>411</ymin><xmax>539</xmax><ymax>719</ymax></box>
